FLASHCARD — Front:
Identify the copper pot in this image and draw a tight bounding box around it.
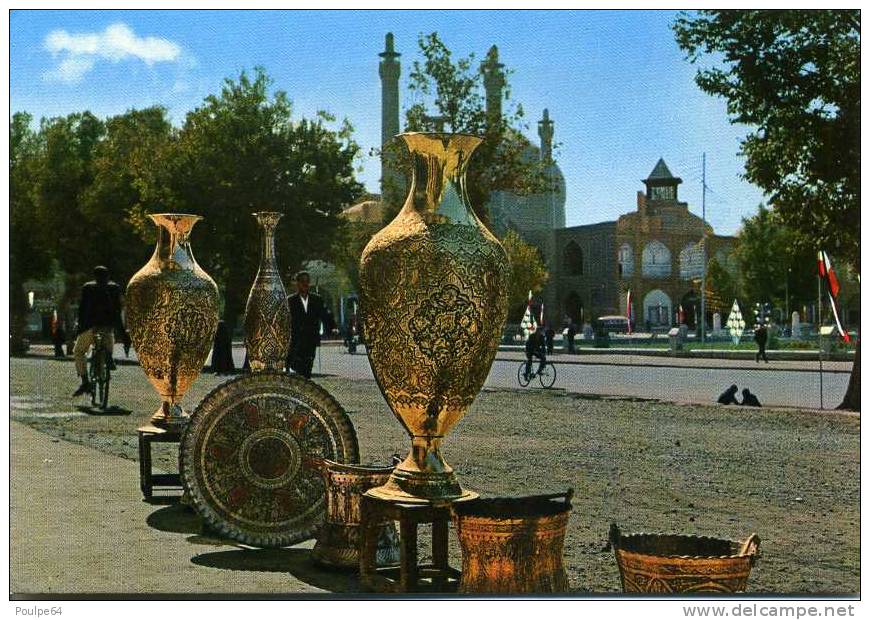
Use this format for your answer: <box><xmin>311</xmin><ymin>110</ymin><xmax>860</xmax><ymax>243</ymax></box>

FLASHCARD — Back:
<box><xmin>453</xmin><ymin>491</ymin><xmax>573</xmax><ymax>593</ymax></box>
<box><xmin>609</xmin><ymin>524</ymin><xmax>761</xmax><ymax>593</ymax></box>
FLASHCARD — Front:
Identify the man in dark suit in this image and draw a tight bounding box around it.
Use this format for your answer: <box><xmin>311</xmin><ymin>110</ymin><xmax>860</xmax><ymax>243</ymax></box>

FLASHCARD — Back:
<box><xmin>286</xmin><ymin>271</ymin><xmax>326</xmax><ymax>379</ymax></box>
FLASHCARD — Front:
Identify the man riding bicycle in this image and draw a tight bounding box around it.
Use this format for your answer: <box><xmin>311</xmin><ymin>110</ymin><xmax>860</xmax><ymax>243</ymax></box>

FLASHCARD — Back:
<box><xmin>524</xmin><ymin>326</ymin><xmax>547</xmax><ymax>382</ymax></box>
<box><xmin>72</xmin><ymin>266</ymin><xmax>129</xmax><ymax>397</ymax></box>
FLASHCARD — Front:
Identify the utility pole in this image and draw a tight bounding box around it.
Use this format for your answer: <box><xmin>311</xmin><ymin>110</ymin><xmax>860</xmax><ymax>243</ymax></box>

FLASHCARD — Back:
<box><xmin>700</xmin><ymin>152</ymin><xmax>707</xmax><ymax>344</ymax></box>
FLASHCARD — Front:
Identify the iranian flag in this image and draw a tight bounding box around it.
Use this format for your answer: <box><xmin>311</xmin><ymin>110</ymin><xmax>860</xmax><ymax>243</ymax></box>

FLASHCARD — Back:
<box><xmin>626</xmin><ymin>290</ymin><xmax>633</xmax><ymax>334</ymax></box>
<box><xmin>818</xmin><ymin>251</ymin><xmax>851</xmax><ymax>343</ymax></box>
<box><xmin>520</xmin><ymin>290</ymin><xmax>538</xmax><ymax>336</ymax></box>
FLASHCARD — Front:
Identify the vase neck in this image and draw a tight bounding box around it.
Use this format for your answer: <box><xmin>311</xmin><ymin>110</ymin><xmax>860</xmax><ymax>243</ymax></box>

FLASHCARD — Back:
<box><xmin>148</xmin><ymin>213</ymin><xmax>201</xmax><ymax>270</ymax></box>
<box><xmin>253</xmin><ymin>212</ymin><xmax>281</xmax><ymax>269</ymax></box>
<box><xmin>401</xmin><ymin>133</ymin><xmax>482</xmax><ymax>225</ymax></box>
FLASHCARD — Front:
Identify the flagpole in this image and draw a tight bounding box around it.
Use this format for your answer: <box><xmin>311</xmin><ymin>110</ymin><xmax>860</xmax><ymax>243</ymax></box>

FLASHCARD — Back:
<box><xmin>818</xmin><ymin>256</ymin><xmax>823</xmax><ymax>410</ymax></box>
<box><xmin>701</xmin><ymin>152</ymin><xmax>707</xmax><ymax>344</ymax></box>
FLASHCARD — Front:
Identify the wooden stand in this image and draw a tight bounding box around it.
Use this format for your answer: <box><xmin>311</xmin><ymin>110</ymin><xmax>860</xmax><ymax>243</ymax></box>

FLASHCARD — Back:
<box><xmin>360</xmin><ymin>493</ymin><xmax>462</xmax><ymax>593</ymax></box>
<box><xmin>137</xmin><ymin>424</ymin><xmax>183</xmax><ymax>499</ymax></box>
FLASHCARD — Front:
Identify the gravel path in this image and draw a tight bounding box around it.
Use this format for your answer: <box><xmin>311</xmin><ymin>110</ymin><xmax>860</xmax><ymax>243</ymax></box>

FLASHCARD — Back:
<box><xmin>10</xmin><ymin>356</ymin><xmax>860</xmax><ymax>595</ymax></box>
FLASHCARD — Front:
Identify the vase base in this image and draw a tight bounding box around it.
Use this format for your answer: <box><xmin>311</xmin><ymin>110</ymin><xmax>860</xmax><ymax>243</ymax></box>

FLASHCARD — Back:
<box><xmin>151</xmin><ymin>403</ymin><xmax>190</xmax><ymax>429</ymax></box>
<box><xmin>366</xmin><ymin>470</ymin><xmax>478</xmax><ymax>505</ymax></box>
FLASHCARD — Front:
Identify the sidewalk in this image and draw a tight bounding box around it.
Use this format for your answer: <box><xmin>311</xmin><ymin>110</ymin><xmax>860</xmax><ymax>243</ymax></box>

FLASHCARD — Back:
<box><xmin>10</xmin><ymin>421</ymin><xmax>352</xmax><ymax>596</ymax></box>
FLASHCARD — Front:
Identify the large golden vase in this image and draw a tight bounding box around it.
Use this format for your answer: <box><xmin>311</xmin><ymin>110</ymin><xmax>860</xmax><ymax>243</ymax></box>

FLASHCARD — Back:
<box><xmin>244</xmin><ymin>212</ymin><xmax>291</xmax><ymax>371</ymax></box>
<box><xmin>359</xmin><ymin>133</ymin><xmax>510</xmax><ymax>503</ymax></box>
<box><xmin>126</xmin><ymin>213</ymin><xmax>219</xmax><ymax>427</ymax></box>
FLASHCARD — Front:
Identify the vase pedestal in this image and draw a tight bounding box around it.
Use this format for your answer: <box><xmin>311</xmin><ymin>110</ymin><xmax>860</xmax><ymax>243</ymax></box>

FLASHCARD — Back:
<box><xmin>359</xmin><ymin>492</ymin><xmax>473</xmax><ymax>593</ymax></box>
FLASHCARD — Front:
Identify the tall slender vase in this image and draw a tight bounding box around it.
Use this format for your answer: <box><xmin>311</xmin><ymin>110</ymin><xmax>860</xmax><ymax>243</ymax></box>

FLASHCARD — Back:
<box><xmin>359</xmin><ymin>133</ymin><xmax>510</xmax><ymax>503</ymax></box>
<box><xmin>126</xmin><ymin>213</ymin><xmax>219</xmax><ymax>427</ymax></box>
<box><xmin>244</xmin><ymin>212</ymin><xmax>291</xmax><ymax>372</ymax></box>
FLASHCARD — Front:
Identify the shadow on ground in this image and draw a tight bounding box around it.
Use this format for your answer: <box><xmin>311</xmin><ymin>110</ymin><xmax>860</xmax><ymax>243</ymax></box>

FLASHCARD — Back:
<box><xmin>75</xmin><ymin>405</ymin><xmax>132</xmax><ymax>416</ymax></box>
<box><xmin>190</xmin><ymin>548</ymin><xmax>361</xmax><ymax>592</ymax></box>
<box><xmin>146</xmin><ymin>503</ymin><xmax>202</xmax><ymax>535</ymax></box>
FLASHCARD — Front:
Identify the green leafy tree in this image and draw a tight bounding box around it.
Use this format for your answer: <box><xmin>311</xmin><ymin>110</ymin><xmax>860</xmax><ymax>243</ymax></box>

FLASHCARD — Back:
<box><xmin>733</xmin><ymin>206</ymin><xmax>817</xmax><ymax>312</ymax></box>
<box><xmin>704</xmin><ymin>255</ymin><xmax>738</xmax><ymax>315</ymax></box>
<box><xmin>82</xmin><ymin>107</ymin><xmax>173</xmax><ymax>287</ymax></box>
<box><xmin>31</xmin><ymin>111</ymin><xmax>107</xmax><ymax>320</ymax></box>
<box><xmin>10</xmin><ymin>112</ymin><xmax>53</xmax><ymax>351</ymax></box>
<box><xmin>501</xmin><ymin>229</ymin><xmax>547</xmax><ymax>321</ymax></box>
<box><xmin>389</xmin><ymin>33</ymin><xmax>553</xmax><ymax>224</ymax></box>
<box><xmin>674</xmin><ymin>10</ymin><xmax>859</xmax><ymax>271</ymax></box>
<box><xmin>674</xmin><ymin>10</ymin><xmax>860</xmax><ymax>409</ymax></box>
<box><xmin>139</xmin><ymin>68</ymin><xmax>364</xmax><ymax>329</ymax></box>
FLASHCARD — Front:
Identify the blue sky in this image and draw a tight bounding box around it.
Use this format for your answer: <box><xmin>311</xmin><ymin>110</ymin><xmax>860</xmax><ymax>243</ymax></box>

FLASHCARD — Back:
<box><xmin>10</xmin><ymin>9</ymin><xmax>766</xmax><ymax>235</ymax></box>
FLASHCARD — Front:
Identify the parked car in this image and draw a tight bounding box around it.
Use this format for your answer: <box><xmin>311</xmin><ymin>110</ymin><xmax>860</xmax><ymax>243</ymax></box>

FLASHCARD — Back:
<box><xmin>594</xmin><ymin>315</ymin><xmax>630</xmax><ymax>334</ymax></box>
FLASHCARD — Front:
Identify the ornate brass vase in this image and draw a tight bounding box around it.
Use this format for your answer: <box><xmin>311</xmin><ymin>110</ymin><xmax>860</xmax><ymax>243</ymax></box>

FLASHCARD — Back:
<box><xmin>244</xmin><ymin>212</ymin><xmax>291</xmax><ymax>371</ymax></box>
<box><xmin>312</xmin><ymin>461</ymin><xmax>400</xmax><ymax>569</ymax></box>
<box><xmin>126</xmin><ymin>213</ymin><xmax>219</xmax><ymax>427</ymax></box>
<box><xmin>359</xmin><ymin>133</ymin><xmax>510</xmax><ymax>503</ymax></box>
<box><xmin>453</xmin><ymin>491</ymin><xmax>573</xmax><ymax>593</ymax></box>
<box><xmin>609</xmin><ymin>524</ymin><xmax>761</xmax><ymax>593</ymax></box>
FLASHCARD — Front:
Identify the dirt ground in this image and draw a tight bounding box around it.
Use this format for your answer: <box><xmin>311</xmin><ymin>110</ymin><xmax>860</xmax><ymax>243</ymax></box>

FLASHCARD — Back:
<box><xmin>10</xmin><ymin>356</ymin><xmax>860</xmax><ymax>594</ymax></box>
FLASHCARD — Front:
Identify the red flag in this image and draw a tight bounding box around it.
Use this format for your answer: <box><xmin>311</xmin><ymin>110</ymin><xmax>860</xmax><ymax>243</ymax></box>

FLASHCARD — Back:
<box><xmin>817</xmin><ymin>251</ymin><xmax>850</xmax><ymax>342</ymax></box>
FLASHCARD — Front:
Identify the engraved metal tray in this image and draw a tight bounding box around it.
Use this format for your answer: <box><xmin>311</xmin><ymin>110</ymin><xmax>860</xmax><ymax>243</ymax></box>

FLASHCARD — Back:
<box><xmin>180</xmin><ymin>372</ymin><xmax>359</xmax><ymax>547</ymax></box>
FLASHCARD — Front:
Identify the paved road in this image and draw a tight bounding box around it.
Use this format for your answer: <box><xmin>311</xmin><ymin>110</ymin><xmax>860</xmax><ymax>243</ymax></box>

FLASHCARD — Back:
<box><xmin>33</xmin><ymin>341</ymin><xmax>852</xmax><ymax>410</ymax></box>
<box><xmin>305</xmin><ymin>345</ymin><xmax>850</xmax><ymax>410</ymax></box>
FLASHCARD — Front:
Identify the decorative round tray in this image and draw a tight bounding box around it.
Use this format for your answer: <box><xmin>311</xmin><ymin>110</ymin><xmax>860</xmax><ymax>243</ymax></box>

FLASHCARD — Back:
<box><xmin>180</xmin><ymin>371</ymin><xmax>359</xmax><ymax>547</ymax></box>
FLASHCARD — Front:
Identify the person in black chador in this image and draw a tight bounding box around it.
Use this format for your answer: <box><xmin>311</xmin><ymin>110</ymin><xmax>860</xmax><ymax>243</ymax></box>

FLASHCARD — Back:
<box><xmin>51</xmin><ymin>314</ymin><xmax>67</xmax><ymax>358</ymax></box>
<box><xmin>741</xmin><ymin>388</ymin><xmax>762</xmax><ymax>407</ymax></box>
<box><xmin>72</xmin><ymin>265</ymin><xmax>129</xmax><ymax>396</ymax></box>
<box><xmin>210</xmin><ymin>320</ymin><xmax>235</xmax><ymax>374</ymax></box>
<box><xmin>566</xmin><ymin>323</ymin><xmax>576</xmax><ymax>354</ymax></box>
<box><xmin>754</xmin><ymin>324</ymin><xmax>769</xmax><ymax>363</ymax></box>
<box><xmin>286</xmin><ymin>271</ymin><xmax>327</xmax><ymax>379</ymax></box>
<box><xmin>717</xmin><ymin>384</ymin><xmax>739</xmax><ymax>405</ymax></box>
<box><xmin>524</xmin><ymin>326</ymin><xmax>547</xmax><ymax>381</ymax></box>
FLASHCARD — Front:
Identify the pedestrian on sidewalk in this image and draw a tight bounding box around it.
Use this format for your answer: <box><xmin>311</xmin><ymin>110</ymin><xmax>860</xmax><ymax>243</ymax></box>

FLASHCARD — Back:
<box><xmin>754</xmin><ymin>324</ymin><xmax>769</xmax><ymax>363</ymax></box>
<box><xmin>545</xmin><ymin>327</ymin><xmax>555</xmax><ymax>355</ymax></box>
<box><xmin>51</xmin><ymin>314</ymin><xmax>66</xmax><ymax>358</ymax></box>
<box><xmin>566</xmin><ymin>323</ymin><xmax>576</xmax><ymax>354</ymax></box>
<box><xmin>210</xmin><ymin>320</ymin><xmax>235</xmax><ymax>374</ymax></box>
<box><xmin>286</xmin><ymin>271</ymin><xmax>327</xmax><ymax>379</ymax></box>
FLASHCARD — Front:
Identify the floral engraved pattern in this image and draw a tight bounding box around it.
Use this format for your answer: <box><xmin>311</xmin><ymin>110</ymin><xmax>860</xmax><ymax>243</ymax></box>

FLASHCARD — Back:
<box><xmin>180</xmin><ymin>372</ymin><xmax>359</xmax><ymax>548</ymax></box>
<box><xmin>409</xmin><ymin>285</ymin><xmax>480</xmax><ymax>366</ymax></box>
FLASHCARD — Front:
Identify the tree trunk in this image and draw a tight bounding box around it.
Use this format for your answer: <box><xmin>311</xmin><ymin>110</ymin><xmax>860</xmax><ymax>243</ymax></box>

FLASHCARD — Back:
<box><xmin>837</xmin><ymin>340</ymin><xmax>860</xmax><ymax>411</ymax></box>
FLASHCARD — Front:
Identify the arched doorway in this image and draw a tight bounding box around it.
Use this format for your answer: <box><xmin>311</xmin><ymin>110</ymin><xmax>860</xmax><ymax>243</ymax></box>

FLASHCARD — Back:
<box><xmin>680</xmin><ymin>290</ymin><xmax>700</xmax><ymax>328</ymax></box>
<box><xmin>564</xmin><ymin>291</ymin><xmax>583</xmax><ymax>325</ymax></box>
<box><xmin>642</xmin><ymin>289</ymin><xmax>672</xmax><ymax>328</ymax></box>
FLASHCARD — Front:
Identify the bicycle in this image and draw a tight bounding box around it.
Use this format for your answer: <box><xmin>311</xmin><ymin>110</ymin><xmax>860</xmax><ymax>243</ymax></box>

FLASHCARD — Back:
<box><xmin>517</xmin><ymin>360</ymin><xmax>557</xmax><ymax>389</ymax></box>
<box><xmin>87</xmin><ymin>331</ymin><xmax>112</xmax><ymax>409</ymax></box>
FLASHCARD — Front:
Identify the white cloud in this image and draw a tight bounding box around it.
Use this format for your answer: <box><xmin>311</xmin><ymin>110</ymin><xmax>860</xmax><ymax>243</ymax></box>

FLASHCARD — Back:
<box><xmin>43</xmin><ymin>22</ymin><xmax>182</xmax><ymax>84</ymax></box>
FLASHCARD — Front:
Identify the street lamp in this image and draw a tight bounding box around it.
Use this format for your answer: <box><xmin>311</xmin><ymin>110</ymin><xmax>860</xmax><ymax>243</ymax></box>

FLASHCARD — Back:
<box><xmin>785</xmin><ymin>266</ymin><xmax>791</xmax><ymax>326</ymax></box>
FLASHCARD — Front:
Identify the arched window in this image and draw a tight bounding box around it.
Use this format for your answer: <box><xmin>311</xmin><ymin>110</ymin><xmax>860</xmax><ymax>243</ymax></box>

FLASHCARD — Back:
<box><xmin>618</xmin><ymin>243</ymin><xmax>634</xmax><ymax>278</ymax></box>
<box><xmin>642</xmin><ymin>289</ymin><xmax>672</xmax><ymax>326</ymax></box>
<box><xmin>679</xmin><ymin>242</ymin><xmax>704</xmax><ymax>280</ymax></box>
<box><xmin>563</xmin><ymin>241</ymin><xmax>584</xmax><ymax>276</ymax></box>
<box><xmin>642</xmin><ymin>241</ymin><xmax>671</xmax><ymax>277</ymax></box>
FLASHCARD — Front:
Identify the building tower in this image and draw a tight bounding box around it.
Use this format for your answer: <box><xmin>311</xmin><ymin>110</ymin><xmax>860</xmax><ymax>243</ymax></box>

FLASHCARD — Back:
<box><xmin>379</xmin><ymin>32</ymin><xmax>403</xmax><ymax>202</ymax></box>
<box><xmin>481</xmin><ymin>45</ymin><xmax>505</xmax><ymax>131</ymax></box>
<box><xmin>538</xmin><ymin>108</ymin><xmax>554</xmax><ymax>162</ymax></box>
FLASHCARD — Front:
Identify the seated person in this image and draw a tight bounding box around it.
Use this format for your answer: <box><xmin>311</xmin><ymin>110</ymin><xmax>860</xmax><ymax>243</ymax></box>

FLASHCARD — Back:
<box><xmin>717</xmin><ymin>384</ymin><xmax>739</xmax><ymax>405</ymax></box>
<box><xmin>741</xmin><ymin>388</ymin><xmax>762</xmax><ymax>407</ymax></box>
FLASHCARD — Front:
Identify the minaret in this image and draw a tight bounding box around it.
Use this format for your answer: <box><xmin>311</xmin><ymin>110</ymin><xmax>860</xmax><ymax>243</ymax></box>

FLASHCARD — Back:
<box><xmin>538</xmin><ymin>108</ymin><xmax>554</xmax><ymax>162</ymax></box>
<box><xmin>481</xmin><ymin>45</ymin><xmax>505</xmax><ymax>131</ymax></box>
<box><xmin>379</xmin><ymin>33</ymin><xmax>401</xmax><ymax>198</ymax></box>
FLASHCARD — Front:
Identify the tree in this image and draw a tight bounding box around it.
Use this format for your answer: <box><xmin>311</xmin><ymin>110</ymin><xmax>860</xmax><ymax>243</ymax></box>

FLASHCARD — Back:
<box><xmin>138</xmin><ymin>68</ymin><xmax>364</xmax><ymax>330</ymax></box>
<box><xmin>83</xmin><ymin>107</ymin><xmax>173</xmax><ymax>287</ymax></box>
<box><xmin>733</xmin><ymin>205</ymin><xmax>817</xmax><ymax>313</ymax></box>
<box><xmin>674</xmin><ymin>10</ymin><xmax>859</xmax><ymax>272</ymax></box>
<box><xmin>393</xmin><ymin>33</ymin><xmax>554</xmax><ymax>224</ymax></box>
<box><xmin>501</xmin><ymin>229</ymin><xmax>548</xmax><ymax>321</ymax></box>
<box><xmin>674</xmin><ymin>10</ymin><xmax>860</xmax><ymax>409</ymax></box>
<box><xmin>704</xmin><ymin>255</ymin><xmax>738</xmax><ymax>315</ymax></box>
<box><xmin>10</xmin><ymin>112</ymin><xmax>53</xmax><ymax>351</ymax></box>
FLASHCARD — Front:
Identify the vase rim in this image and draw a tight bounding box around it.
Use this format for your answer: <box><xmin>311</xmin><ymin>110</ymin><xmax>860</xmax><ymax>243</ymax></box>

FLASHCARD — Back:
<box><xmin>399</xmin><ymin>131</ymin><xmax>483</xmax><ymax>140</ymax></box>
<box><xmin>148</xmin><ymin>212</ymin><xmax>203</xmax><ymax>222</ymax></box>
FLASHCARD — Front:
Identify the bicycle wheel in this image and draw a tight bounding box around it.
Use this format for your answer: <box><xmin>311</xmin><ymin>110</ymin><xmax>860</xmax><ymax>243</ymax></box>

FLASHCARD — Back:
<box><xmin>99</xmin><ymin>357</ymin><xmax>110</xmax><ymax>409</ymax></box>
<box><xmin>89</xmin><ymin>357</ymin><xmax>99</xmax><ymax>406</ymax></box>
<box><xmin>538</xmin><ymin>362</ymin><xmax>557</xmax><ymax>389</ymax></box>
<box><xmin>517</xmin><ymin>362</ymin><xmax>531</xmax><ymax>387</ymax></box>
